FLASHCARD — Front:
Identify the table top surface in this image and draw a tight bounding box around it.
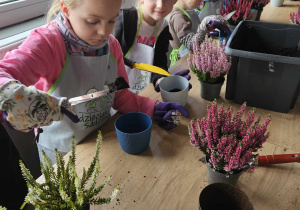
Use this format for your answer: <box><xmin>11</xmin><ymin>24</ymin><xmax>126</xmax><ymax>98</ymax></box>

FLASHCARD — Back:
<box><xmin>75</xmin><ymin>56</ymin><xmax>299</xmax><ymax>210</ymax></box>
<box><xmin>31</xmin><ymin>1</ymin><xmax>300</xmax><ymax>210</ymax></box>
<box><xmin>260</xmin><ymin>0</ymin><xmax>300</xmax><ymax>24</ymax></box>
<box><xmin>77</xmin><ymin>53</ymin><xmax>300</xmax><ymax>210</ymax></box>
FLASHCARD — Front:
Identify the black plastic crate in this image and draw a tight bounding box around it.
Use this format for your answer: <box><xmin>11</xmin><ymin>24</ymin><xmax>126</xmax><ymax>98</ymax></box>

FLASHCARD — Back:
<box><xmin>225</xmin><ymin>21</ymin><xmax>300</xmax><ymax>113</ymax></box>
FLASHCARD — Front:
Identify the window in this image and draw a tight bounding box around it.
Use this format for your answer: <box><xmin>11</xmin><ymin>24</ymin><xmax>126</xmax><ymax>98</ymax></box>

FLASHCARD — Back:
<box><xmin>0</xmin><ymin>0</ymin><xmax>49</xmax><ymax>59</ymax></box>
<box><xmin>0</xmin><ymin>0</ymin><xmax>51</xmax><ymax>28</ymax></box>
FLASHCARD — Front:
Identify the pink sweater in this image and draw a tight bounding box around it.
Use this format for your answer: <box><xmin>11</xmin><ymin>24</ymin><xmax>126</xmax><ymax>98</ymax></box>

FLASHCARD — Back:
<box><xmin>0</xmin><ymin>22</ymin><xmax>156</xmax><ymax>117</ymax></box>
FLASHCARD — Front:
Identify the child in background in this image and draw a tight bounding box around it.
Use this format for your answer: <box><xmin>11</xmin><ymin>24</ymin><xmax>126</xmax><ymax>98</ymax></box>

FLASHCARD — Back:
<box><xmin>197</xmin><ymin>0</ymin><xmax>224</xmax><ymax>22</ymax></box>
<box><xmin>0</xmin><ymin>0</ymin><xmax>189</xmax><ymax>164</ymax></box>
<box><xmin>168</xmin><ymin>0</ymin><xmax>230</xmax><ymax>66</ymax></box>
<box><xmin>114</xmin><ymin>0</ymin><xmax>191</xmax><ymax>94</ymax></box>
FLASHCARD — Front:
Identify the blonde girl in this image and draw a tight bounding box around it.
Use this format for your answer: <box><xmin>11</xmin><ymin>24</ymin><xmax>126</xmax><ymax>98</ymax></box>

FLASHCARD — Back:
<box><xmin>0</xmin><ymin>0</ymin><xmax>189</xmax><ymax>164</ymax></box>
<box><xmin>114</xmin><ymin>0</ymin><xmax>192</xmax><ymax>93</ymax></box>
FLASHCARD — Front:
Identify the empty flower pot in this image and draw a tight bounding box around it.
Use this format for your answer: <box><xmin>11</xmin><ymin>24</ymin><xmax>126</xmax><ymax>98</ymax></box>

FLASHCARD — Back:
<box><xmin>115</xmin><ymin>112</ymin><xmax>152</xmax><ymax>155</ymax></box>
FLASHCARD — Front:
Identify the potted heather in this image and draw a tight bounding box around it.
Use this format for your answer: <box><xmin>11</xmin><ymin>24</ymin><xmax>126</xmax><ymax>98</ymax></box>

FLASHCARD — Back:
<box><xmin>20</xmin><ymin>131</ymin><xmax>119</xmax><ymax>210</ymax></box>
<box><xmin>188</xmin><ymin>35</ymin><xmax>231</xmax><ymax>101</ymax></box>
<box><xmin>249</xmin><ymin>0</ymin><xmax>270</xmax><ymax>21</ymax></box>
<box><xmin>220</xmin><ymin>0</ymin><xmax>253</xmax><ymax>29</ymax></box>
<box><xmin>188</xmin><ymin>100</ymin><xmax>272</xmax><ymax>185</ymax></box>
<box><xmin>290</xmin><ymin>4</ymin><xmax>300</xmax><ymax>24</ymax></box>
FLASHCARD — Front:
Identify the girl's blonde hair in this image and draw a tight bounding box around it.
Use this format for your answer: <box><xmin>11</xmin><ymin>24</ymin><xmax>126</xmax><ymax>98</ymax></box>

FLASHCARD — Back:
<box><xmin>47</xmin><ymin>0</ymin><xmax>82</xmax><ymax>22</ymax></box>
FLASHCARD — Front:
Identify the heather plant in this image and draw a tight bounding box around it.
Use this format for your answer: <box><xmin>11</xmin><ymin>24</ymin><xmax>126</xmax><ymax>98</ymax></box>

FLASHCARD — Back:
<box><xmin>290</xmin><ymin>4</ymin><xmax>300</xmax><ymax>25</ymax></box>
<box><xmin>188</xmin><ymin>100</ymin><xmax>272</xmax><ymax>176</ymax></box>
<box><xmin>249</xmin><ymin>0</ymin><xmax>270</xmax><ymax>10</ymax></box>
<box><xmin>188</xmin><ymin>35</ymin><xmax>231</xmax><ymax>84</ymax></box>
<box><xmin>221</xmin><ymin>0</ymin><xmax>253</xmax><ymax>26</ymax></box>
<box><xmin>20</xmin><ymin>131</ymin><xmax>119</xmax><ymax>210</ymax></box>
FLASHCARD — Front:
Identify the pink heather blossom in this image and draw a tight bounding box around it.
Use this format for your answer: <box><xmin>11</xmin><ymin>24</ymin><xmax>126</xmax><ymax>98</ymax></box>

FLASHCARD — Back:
<box><xmin>220</xmin><ymin>0</ymin><xmax>253</xmax><ymax>26</ymax></box>
<box><xmin>188</xmin><ymin>35</ymin><xmax>231</xmax><ymax>84</ymax></box>
<box><xmin>188</xmin><ymin>100</ymin><xmax>272</xmax><ymax>176</ymax></box>
<box><xmin>290</xmin><ymin>4</ymin><xmax>300</xmax><ymax>25</ymax></box>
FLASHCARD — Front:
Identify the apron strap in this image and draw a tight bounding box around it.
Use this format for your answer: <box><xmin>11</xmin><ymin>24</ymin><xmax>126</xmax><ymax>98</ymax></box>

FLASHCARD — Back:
<box><xmin>170</xmin><ymin>5</ymin><xmax>191</xmax><ymax>67</ymax></box>
<box><xmin>200</xmin><ymin>2</ymin><xmax>208</xmax><ymax>12</ymax></box>
<box><xmin>48</xmin><ymin>49</ymin><xmax>70</xmax><ymax>94</ymax></box>
<box><xmin>125</xmin><ymin>6</ymin><xmax>158</xmax><ymax>58</ymax></box>
<box><xmin>170</xmin><ymin>44</ymin><xmax>184</xmax><ymax>67</ymax></box>
<box><xmin>194</xmin><ymin>8</ymin><xmax>201</xmax><ymax>13</ymax></box>
<box><xmin>175</xmin><ymin>4</ymin><xmax>191</xmax><ymax>19</ymax></box>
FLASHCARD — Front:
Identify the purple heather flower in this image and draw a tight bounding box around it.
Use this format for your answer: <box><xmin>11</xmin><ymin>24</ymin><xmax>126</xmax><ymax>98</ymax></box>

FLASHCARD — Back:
<box><xmin>188</xmin><ymin>101</ymin><xmax>272</xmax><ymax>175</ymax></box>
<box><xmin>188</xmin><ymin>35</ymin><xmax>231</xmax><ymax>83</ymax></box>
<box><xmin>290</xmin><ymin>4</ymin><xmax>300</xmax><ymax>24</ymax></box>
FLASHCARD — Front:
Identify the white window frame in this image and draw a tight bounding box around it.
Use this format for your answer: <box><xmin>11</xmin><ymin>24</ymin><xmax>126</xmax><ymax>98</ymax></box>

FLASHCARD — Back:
<box><xmin>0</xmin><ymin>0</ymin><xmax>51</xmax><ymax>28</ymax></box>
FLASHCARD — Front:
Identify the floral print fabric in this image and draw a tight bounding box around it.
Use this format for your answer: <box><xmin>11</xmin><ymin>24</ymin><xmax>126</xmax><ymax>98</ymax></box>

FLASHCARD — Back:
<box><xmin>0</xmin><ymin>80</ymin><xmax>70</xmax><ymax>131</ymax></box>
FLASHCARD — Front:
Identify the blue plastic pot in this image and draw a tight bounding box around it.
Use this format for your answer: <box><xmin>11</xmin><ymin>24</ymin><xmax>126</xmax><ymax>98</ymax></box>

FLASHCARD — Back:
<box><xmin>114</xmin><ymin>112</ymin><xmax>152</xmax><ymax>155</ymax></box>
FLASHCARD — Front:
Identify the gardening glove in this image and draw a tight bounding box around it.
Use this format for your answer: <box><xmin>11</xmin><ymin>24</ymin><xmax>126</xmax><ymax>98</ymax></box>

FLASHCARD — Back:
<box><xmin>198</xmin><ymin>15</ymin><xmax>231</xmax><ymax>37</ymax></box>
<box><xmin>153</xmin><ymin>102</ymin><xmax>190</xmax><ymax>130</ymax></box>
<box><xmin>154</xmin><ymin>69</ymin><xmax>192</xmax><ymax>92</ymax></box>
<box><xmin>0</xmin><ymin>80</ymin><xmax>79</xmax><ymax>132</ymax></box>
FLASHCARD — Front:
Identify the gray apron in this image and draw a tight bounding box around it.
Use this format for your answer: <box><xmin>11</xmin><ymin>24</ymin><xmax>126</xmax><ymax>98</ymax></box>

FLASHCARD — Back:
<box><xmin>198</xmin><ymin>0</ymin><xmax>223</xmax><ymax>22</ymax></box>
<box><xmin>37</xmin><ymin>47</ymin><xmax>118</xmax><ymax>160</ymax></box>
<box><xmin>186</xmin><ymin>9</ymin><xmax>201</xmax><ymax>33</ymax></box>
<box><xmin>170</xmin><ymin>5</ymin><xmax>200</xmax><ymax>66</ymax></box>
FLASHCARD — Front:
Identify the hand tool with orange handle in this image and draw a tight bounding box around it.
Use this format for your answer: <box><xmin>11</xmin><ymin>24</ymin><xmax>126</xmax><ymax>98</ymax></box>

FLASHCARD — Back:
<box><xmin>247</xmin><ymin>153</ymin><xmax>300</xmax><ymax>168</ymax></box>
<box><xmin>256</xmin><ymin>154</ymin><xmax>300</xmax><ymax>165</ymax></box>
<box><xmin>199</xmin><ymin>153</ymin><xmax>300</xmax><ymax>168</ymax></box>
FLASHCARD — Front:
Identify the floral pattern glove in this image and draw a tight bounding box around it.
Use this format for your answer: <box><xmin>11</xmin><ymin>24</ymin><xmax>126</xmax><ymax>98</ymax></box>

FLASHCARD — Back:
<box><xmin>0</xmin><ymin>80</ymin><xmax>79</xmax><ymax>132</ymax></box>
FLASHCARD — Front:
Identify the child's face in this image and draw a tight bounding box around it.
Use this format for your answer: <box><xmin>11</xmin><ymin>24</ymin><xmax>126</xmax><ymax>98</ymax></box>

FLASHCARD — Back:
<box><xmin>186</xmin><ymin>0</ymin><xmax>202</xmax><ymax>10</ymax></box>
<box><xmin>62</xmin><ymin>0</ymin><xmax>122</xmax><ymax>46</ymax></box>
<box><xmin>140</xmin><ymin>0</ymin><xmax>176</xmax><ymax>25</ymax></box>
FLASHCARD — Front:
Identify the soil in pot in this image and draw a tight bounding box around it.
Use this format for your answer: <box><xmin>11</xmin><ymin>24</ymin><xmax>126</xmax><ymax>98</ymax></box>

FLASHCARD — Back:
<box><xmin>199</xmin><ymin>183</ymin><xmax>254</xmax><ymax>210</ymax></box>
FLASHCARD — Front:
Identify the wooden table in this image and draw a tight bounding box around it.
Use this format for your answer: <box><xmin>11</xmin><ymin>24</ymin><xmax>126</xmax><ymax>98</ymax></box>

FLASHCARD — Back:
<box><xmin>50</xmin><ymin>52</ymin><xmax>299</xmax><ymax>210</ymax></box>
<box><xmin>260</xmin><ymin>0</ymin><xmax>299</xmax><ymax>23</ymax></box>
<box><xmin>29</xmin><ymin>2</ymin><xmax>300</xmax><ymax>210</ymax></box>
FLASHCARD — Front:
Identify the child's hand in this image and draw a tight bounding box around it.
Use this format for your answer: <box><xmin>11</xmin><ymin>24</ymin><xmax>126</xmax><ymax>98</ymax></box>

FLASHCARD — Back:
<box><xmin>154</xmin><ymin>69</ymin><xmax>192</xmax><ymax>92</ymax></box>
<box><xmin>198</xmin><ymin>15</ymin><xmax>230</xmax><ymax>37</ymax></box>
<box><xmin>153</xmin><ymin>102</ymin><xmax>190</xmax><ymax>130</ymax></box>
<box><xmin>208</xmin><ymin>20</ymin><xmax>231</xmax><ymax>37</ymax></box>
<box><xmin>0</xmin><ymin>80</ymin><xmax>79</xmax><ymax>132</ymax></box>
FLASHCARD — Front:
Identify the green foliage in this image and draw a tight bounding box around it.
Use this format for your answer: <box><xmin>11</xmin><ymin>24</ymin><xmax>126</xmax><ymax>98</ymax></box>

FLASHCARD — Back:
<box><xmin>190</xmin><ymin>65</ymin><xmax>226</xmax><ymax>84</ymax></box>
<box><xmin>20</xmin><ymin>131</ymin><xmax>119</xmax><ymax>210</ymax></box>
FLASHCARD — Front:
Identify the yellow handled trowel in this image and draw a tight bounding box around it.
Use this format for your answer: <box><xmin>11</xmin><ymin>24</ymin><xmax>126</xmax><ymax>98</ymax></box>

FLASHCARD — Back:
<box><xmin>124</xmin><ymin>57</ymin><xmax>171</xmax><ymax>77</ymax></box>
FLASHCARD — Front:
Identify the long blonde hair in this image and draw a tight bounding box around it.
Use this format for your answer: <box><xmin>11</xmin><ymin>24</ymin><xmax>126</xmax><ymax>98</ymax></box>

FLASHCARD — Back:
<box><xmin>47</xmin><ymin>0</ymin><xmax>82</xmax><ymax>22</ymax></box>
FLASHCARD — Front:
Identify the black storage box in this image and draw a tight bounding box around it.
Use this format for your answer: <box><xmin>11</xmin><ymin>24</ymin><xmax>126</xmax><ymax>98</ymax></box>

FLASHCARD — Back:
<box><xmin>225</xmin><ymin>21</ymin><xmax>300</xmax><ymax>113</ymax></box>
